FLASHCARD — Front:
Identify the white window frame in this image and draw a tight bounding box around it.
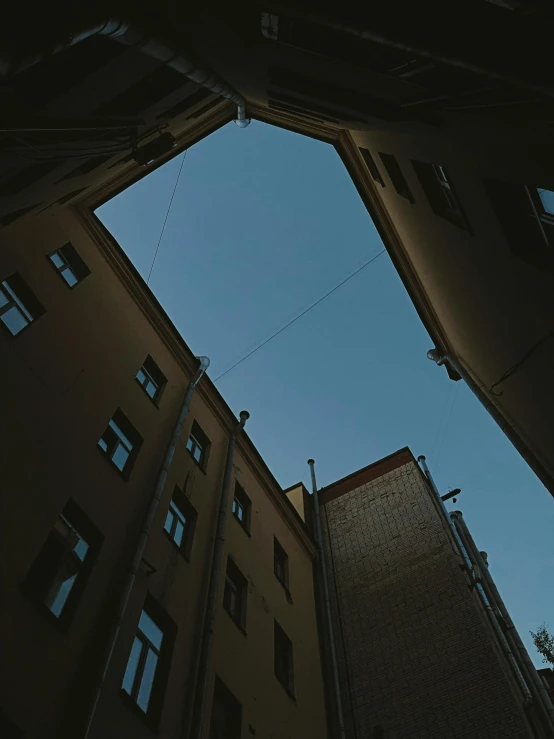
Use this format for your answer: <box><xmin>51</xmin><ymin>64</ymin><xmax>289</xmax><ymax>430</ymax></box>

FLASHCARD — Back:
<box><xmin>0</xmin><ymin>279</ymin><xmax>34</xmax><ymax>335</ymax></box>
<box><xmin>122</xmin><ymin>610</ymin><xmax>164</xmax><ymax>713</ymax></box>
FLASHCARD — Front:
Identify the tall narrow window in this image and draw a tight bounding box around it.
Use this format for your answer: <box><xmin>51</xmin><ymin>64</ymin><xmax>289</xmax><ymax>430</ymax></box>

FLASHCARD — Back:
<box><xmin>223</xmin><ymin>557</ymin><xmax>247</xmax><ymax>630</ymax></box>
<box><xmin>209</xmin><ymin>676</ymin><xmax>242</xmax><ymax>739</ymax></box>
<box><xmin>274</xmin><ymin>620</ymin><xmax>294</xmax><ymax>697</ymax></box>
<box><xmin>121</xmin><ymin>598</ymin><xmax>176</xmax><ymax>726</ymax></box>
<box><xmin>412</xmin><ymin>160</ymin><xmax>470</xmax><ymax>231</ymax></box>
<box><xmin>274</xmin><ymin>537</ymin><xmax>289</xmax><ymax>589</ymax></box>
<box><xmin>0</xmin><ymin>273</ymin><xmax>44</xmax><ymax>336</ymax></box>
<box><xmin>136</xmin><ymin>355</ymin><xmax>167</xmax><ymax>403</ymax></box>
<box><xmin>379</xmin><ymin>153</ymin><xmax>414</xmax><ymax>203</ymax></box>
<box><xmin>23</xmin><ymin>499</ymin><xmax>102</xmax><ymax>626</ymax></box>
<box><xmin>186</xmin><ymin>421</ymin><xmax>210</xmax><ymax>469</ymax></box>
<box><xmin>163</xmin><ymin>487</ymin><xmax>197</xmax><ymax>559</ymax></box>
<box><xmin>531</xmin><ymin>187</ymin><xmax>554</xmax><ymax>246</ymax></box>
<box><xmin>48</xmin><ymin>242</ymin><xmax>90</xmax><ymax>288</ymax></box>
<box><xmin>232</xmin><ymin>483</ymin><xmax>251</xmax><ymax>533</ymax></box>
<box><xmin>359</xmin><ymin>147</ymin><xmax>385</xmax><ymax>187</ymax></box>
<box><xmin>98</xmin><ymin>409</ymin><xmax>143</xmax><ymax>477</ymax></box>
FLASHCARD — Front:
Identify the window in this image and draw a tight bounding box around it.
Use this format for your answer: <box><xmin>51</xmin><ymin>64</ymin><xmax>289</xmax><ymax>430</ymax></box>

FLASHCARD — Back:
<box><xmin>359</xmin><ymin>148</ymin><xmax>385</xmax><ymax>187</ymax></box>
<box><xmin>23</xmin><ymin>499</ymin><xmax>102</xmax><ymax>626</ymax></box>
<box><xmin>136</xmin><ymin>355</ymin><xmax>167</xmax><ymax>403</ymax></box>
<box><xmin>531</xmin><ymin>187</ymin><xmax>554</xmax><ymax>245</ymax></box>
<box><xmin>121</xmin><ymin>597</ymin><xmax>176</xmax><ymax>726</ymax></box>
<box><xmin>274</xmin><ymin>620</ymin><xmax>294</xmax><ymax>697</ymax></box>
<box><xmin>163</xmin><ymin>487</ymin><xmax>197</xmax><ymax>558</ymax></box>
<box><xmin>412</xmin><ymin>160</ymin><xmax>470</xmax><ymax>230</ymax></box>
<box><xmin>378</xmin><ymin>153</ymin><xmax>414</xmax><ymax>202</ymax></box>
<box><xmin>232</xmin><ymin>483</ymin><xmax>251</xmax><ymax>533</ymax></box>
<box><xmin>223</xmin><ymin>557</ymin><xmax>247</xmax><ymax>630</ymax></box>
<box><xmin>186</xmin><ymin>421</ymin><xmax>210</xmax><ymax>468</ymax></box>
<box><xmin>274</xmin><ymin>537</ymin><xmax>289</xmax><ymax>588</ymax></box>
<box><xmin>98</xmin><ymin>409</ymin><xmax>143</xmax><ymax>477</ymax></box>
<box><xmin>209</xmin><ymin>676</ymin><xmax>242</xmax><ymax>739</ymax></box>
<box><xmin>0</xmin><ymin>273</ymin><xmax>44</xmax><ymax>336</ymax></box>
<box><xmin>48</xmin><ymin>242</ymin><xmax>90</xmax><ymax>288</ymax></box>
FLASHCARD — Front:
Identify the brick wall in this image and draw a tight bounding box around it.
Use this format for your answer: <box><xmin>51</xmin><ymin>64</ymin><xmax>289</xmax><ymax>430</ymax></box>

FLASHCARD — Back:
<box><xmin>320</xmin><ymin>458</ymin><xmax>533</xmax><ymax>739</ymax></box>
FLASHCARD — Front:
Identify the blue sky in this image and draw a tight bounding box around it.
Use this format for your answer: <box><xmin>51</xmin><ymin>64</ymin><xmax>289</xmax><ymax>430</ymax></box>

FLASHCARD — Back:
<box><xmin>98</xmin><ymin>121</ymin><xmax>553</xmax><ymax>666</ymax></box>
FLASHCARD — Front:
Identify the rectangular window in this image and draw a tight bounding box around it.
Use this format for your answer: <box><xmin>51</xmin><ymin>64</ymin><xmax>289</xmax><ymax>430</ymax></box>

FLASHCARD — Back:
<box><xmin>0</xmin><ymin>273</ymin><xmax>44</xmax><ymax>336</ymax></box>
<box><xmin>412</xmin><ymin>160</ymin><xmax>470</xmax><ymax>230</ymax></box>
<box><xmin>98</xmin><ymin>409</ymin><xmax>143</xmax><ymax>477</ymax></box>
<box><xmin>274</xmin><ymin>537</ymin><xmax>289</xmax><ymax>588</ymax></box>
<box><xmin>23</xmin><ymin>499</ymin><xmax>102</xmax><ymax>626</ymax></box>
<box><xmin>136</xmin><ymin>355</ymin><xmax>167</xmax><ymax>403</ymax></box>
<box><xmin>359</xmin><ymin>147</ymin><xmax>385</xmax><ymax>187</ymax></box>
<box><xmin>121</xmin><ymin>596</ymin><xmax>176</xmax><ymax>727</ymax></box>
<box><xmin>223</xmin><ymin>557</ymin><xmax>247</xmax><ymax>630</ymax></box>
<box><xmin>209</xmin><ymin>676</ymin><xmax>242</xmax><ymax>739</ymax></box>
<box><xmin>379</xmin><ymin>153</ymin><xmax>414</xmax><ymax>202</ymax></box>
<box><xmin>274</xmin><ymin>620</ymin><xmax>294</xmax><ymax>697</ymax></box>
<box><xmin>48</xmin><ymin>242</ymin><xmax>90</xmax><ymax>288</ymax></box>
<box><xmin>186</xmin><ymin>421</ymin><xmax>210</xmax><ymax>469</ymax></box>
<box><xmin>163</xmin><ymin>486</ymin><xmax>197</xmax><ymax>559</ymax></box>
<box><xmin>531</xmin><ymin>187</ymin><xmax>554</xmax><ymax>245</ymax></box>
<box><xmin>232</xmin><ymin>483</ymin><xmax>251</xmax><ymax>533</ymax></box>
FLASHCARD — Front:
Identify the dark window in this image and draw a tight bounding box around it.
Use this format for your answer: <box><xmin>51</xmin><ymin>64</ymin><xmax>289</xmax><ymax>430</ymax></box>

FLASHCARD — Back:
<box><xmin>223</xmin><ymin>557</ymin><xmax>247</xmax><ymax>630</ymax></box>
<box><xmin>136</xmin><ymin>355</ymin><xmax>167</xmax><ymax>403</ymax></box>
<box><xmin>412</xmin><ymin>160</ymin><xmax>470</xmax><ymax>230</ymax></box>
<box><xmin>121</xmin><ymin>596</ymin><xmax>176</xmax><ymax>728</ymax></box>
<box><xmin>274</xmin><ymin>538</ymin><xmax>288</xmax><ymax>588</ymax></box>
<box><xmin>23</xmin><ymin>499</ymin><xmax>102</xmax><ymax>627</ymax></box>
<box><xmin>98</xmin><ymin>409</ymin><xmax>142</xmax><ymax>477</ymax></box>
<box><xmin>48</xmin><ymin>242</ymin><xmax>90</xmax><ymax>288</ymax></box>
<box><xmin>163</xmin><ymin>486</ymin><xmax>197</xmax><ymax>559</ymax></box>
<box><xmin>359</xmin><ymin>148</ymin><xmax>385</xmax><ymax>187</ymax></box>
<box><xmin>186</xmin><ymin>421</ymin><xmax>210</xmax><ymax>468</ymax></box>
<box><xmin>379</xmin><ymin>153</ymin><xmax>414</xmax><ymax>202</ymax></box>
<box><xmin>232</xmin><ymin>483</ymin><xmax>251</xmax><ymax>533</ymax></box>
<box><xmin>0</xmin><ymin>273</ymin><xmax>44</xmax><ymax>336</ymax></box>
<box><xmin>274</xmin><ymin>620</ymin><xmax>294</xmax><ymax>697</ymax></box>
<box><xmin>483</xmin><ymin>178</ymin><xmax>554</xmax><ymax>269</ymax></box>
<box><xmin>209</xmin><ymin>676</ymin><xmax>242</xmax><ymax>739</ymax></box>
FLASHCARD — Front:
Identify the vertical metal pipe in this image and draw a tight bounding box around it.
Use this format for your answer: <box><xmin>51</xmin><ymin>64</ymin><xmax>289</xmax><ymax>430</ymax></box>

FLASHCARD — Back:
<box><xmin>83</xmin><ymin>356</ymin><xmax>210</xmax><ymax>739</ymax></box>
<box><xmin>451</xmin><ymin>511</ymin><xmax>554</xmax><ymax>731</ymax></box>
<box><xmin>308</xmin><ymin>459</ymin><xmax>347</xmax><ymax>739</ymax></box>
<box><xmin>192</xmin><ymin>410</ymin><xmax>249</xmax><ymax>739</ymax></box>
<box><xmin>417</xmin><ymin>456</ymin><xmax>533</xmax><ymax>704</ymax></box>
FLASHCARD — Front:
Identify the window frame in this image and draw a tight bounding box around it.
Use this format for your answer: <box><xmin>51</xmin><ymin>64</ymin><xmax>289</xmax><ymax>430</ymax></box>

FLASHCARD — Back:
<box><xmin>231</xmin><ymin>482</ymin><xmax>251</xmax><ymax>534</ymax></box>
<box><xmin>120</xmin><ymin>595</ymin><xmax>176</xmax><ymax>730</ymax></box>
<box><xmin>274</xmin><ymin>620</ymin><xmax>295</xmax><ymax>698</ymax></box>
<box><xmin>98</xmin><ymin>409</ymin><xmax>143</xmax><ymax>479</ymax></box>
<box><xmin>378</xmin><ymin>152</ymin><xmax>414</xmax><ymax>203</ymax></box>
<box><xmin>163</xmin><ymin>486</ymin><xmax>197</xmax><ymax>559</ymax></box>
<box><xmin>412</xmin><ymin>159</ymin><xmax>471</xmax><ymax>232</ymax></box>
<box><xmin>223</xmin><ymin>557</ymin><xmax>248</xmax><ymax>632</ymax></box>
<box><xmin>0</xmin><ymin>273</ymin><xmax>45</xmax><ymax>337</ymax></box>
<box><xmin>210</xmin><ymin>676</ymin><xmax>242</xmax><ymax>739</ymax></box>
<box><xmin>22</xmin><ymin>499</ymin><xmax>103</xmax><ymax>630</ymax></box>
<box><xmin>359</xmin><ymin>147</ymin><xmax>385</xmax><ymax>188</ymax></box>
<box><xmin>273</xmin><ymin>537</ymin><xmax>289</xmax><ymax>590</ymax></box>
<box><xmin>47</xmin><ymin>242</ymin><xmax>90</xmax><ymax>289</ymax></box>
<box><xmin>186</xmin><ymin>420</ymin><xmax>210</xmax><ymax>470</ymax></box>
<box><xmin>135</xmin><ymin>355</ymin><xmax>167</xmax><ymax>405</ymax></box>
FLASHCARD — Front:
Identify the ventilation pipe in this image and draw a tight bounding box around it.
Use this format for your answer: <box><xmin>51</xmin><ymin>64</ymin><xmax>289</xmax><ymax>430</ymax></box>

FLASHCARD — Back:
<box><xmin>308</xmin><ymin>459</ymin><xmax>347</xmax><ymax>739</ymax></box>
<box><xmin>426</xmin><ymin>349</ymin><xmax>554</xmax><ymax>496</ymax></box>
<box><xmin>451</xmin><ymin>510</ymin><xmax>554</xmax><ymax>733</ymax></box>
<box><xmin>83</xmin><ymin>356</ymin><xmax>210</xmax><ymax>739</ymax></box>
<box><xmin>0</xmin><ymin>20</ymin><xmax>250</xmax><ymax>128</ymax></box>
<box><xmin>417</xmin><ymin>456</ymin><xmax>533</xmax><ymax>705</ymax></box>
<box><xmin>191</xmin><ymin>410</ymin><xmax>249</xmax><ymax>739</ymax></box>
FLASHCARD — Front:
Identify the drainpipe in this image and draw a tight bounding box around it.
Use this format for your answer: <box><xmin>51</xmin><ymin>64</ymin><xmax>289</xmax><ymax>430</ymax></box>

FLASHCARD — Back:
<box><xmin>417</xmin><ymin>456</ymin><xmax>533</xmax><ymax>704</ymax></box>
<box><xmin>426</xmin><ymin>349</ymin><xmax>554</xmax><ymax>496</ymax></box>
<box><xmin>450</xmin><ymin>510</ymin><xmax>554</xmax><ymax>733</ymax></box>
<box><xmin>0</xmin><ymin>20</ymin><xmax>250</xmax><ymax>128</ymax></box>
<box><xmin>191</xmin><ymin>410</ymin><xmax>249</xmax><ymax>739</ymax></box>
<box><xmin>308</xmin><ymin>459</ymin><xmax>347</xmax><ymax>739</ymax></box>
<box><xmin>83</xmin><ymin>356</ymin><xmax>210</xmax><ymax>739</ymax></box>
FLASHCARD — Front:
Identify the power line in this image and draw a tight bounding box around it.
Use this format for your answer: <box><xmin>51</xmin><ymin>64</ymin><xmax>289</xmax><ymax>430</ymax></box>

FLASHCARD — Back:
<box><xmin>214</xmin><ymin>248</ymin><xmax>387</xmax><ymax>382</ymax></box>
<box><xmin>147</xmin><ymin>150</ymin><xmax>188</xmax><ymax>285</ymax></box>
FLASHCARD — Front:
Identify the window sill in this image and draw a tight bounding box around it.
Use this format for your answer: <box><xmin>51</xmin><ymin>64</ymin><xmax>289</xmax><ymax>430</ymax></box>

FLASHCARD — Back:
<box><xmin>224</xmin><ymin>608</ymin><xmax>247</xmax><ymax>637</ymax></box>
<box><xmin>119</xmin><ymin>689</ymin><xmax>160</xmax><ymax>732</ymax></box>
<box><xmin>134</xmin><ymin>377</ymin><xmax>161</xmax><ymax>408</ymax></box>
<box><xmin>275</xmin><ymin>576</ymin><xmax>293</xmax><ymax>604</ymax></box>
<box><xmin>162</xmin><ymin>528</ymin><xmax>191</xmax><ymax>562</ymax></box>
<box><xmin>232</xmin><ymin>512</ymin><xmax>251</xmax><ymax>537</ymax></box>
<box><xmin>186</xmin><ymin>447</ymin><xmax>207</xmax><ymax>474</ymax></box>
